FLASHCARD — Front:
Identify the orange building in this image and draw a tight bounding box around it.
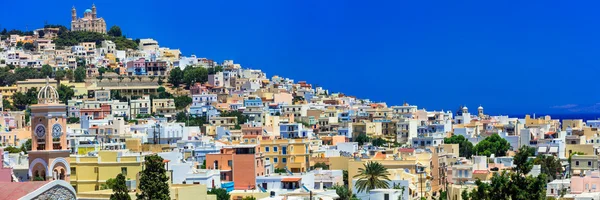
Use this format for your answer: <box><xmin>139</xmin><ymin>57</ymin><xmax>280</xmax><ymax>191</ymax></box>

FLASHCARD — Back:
<box><xmin>205</xmin><ymin>145</ymin><xmax>265</xmax><ymax>190</ymax></box>
<box><xmin>321</xmin><ymin>135</ymin><xmax>347</xmax><ymax>146</ymax></box>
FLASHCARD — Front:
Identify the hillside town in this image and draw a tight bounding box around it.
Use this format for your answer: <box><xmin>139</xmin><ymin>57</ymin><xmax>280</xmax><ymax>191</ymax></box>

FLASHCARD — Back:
<box><xmin>0</xmin><ymin>4</ymin><xmax>597</xmax><ymax>200</ymax></box>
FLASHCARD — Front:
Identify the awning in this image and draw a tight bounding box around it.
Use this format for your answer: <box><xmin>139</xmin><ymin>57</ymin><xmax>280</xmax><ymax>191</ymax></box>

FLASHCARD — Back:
<box><xmin>573</xmin><ymin>170</ymin><xmax>582</xmax><ymax>175</ymax></box>
<box><xmin>538</xmin><ymin>146</ymin><xmax>547</xmax><ymax>153</ymax></box>
<box><xmin>282</xmin><ymin>177</ymin><xmax>302</xmax><ymax>182</ymax></box>
<box><xmin>549</xmin><ymin>147</ymin><xmax>558</xmax><ymax>153</ymax></box>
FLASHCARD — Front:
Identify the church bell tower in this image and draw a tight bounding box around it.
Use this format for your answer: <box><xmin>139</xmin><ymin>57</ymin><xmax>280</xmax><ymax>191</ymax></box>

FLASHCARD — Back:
<box><xmin>92</xmin><ymin>4</ymin><xmax>97</xmax><ymax>19</ymax></box>
<box><xmin>28</xmin><ymin>78</ymin><xmax>71</xmax><ymax>181</ymax></box>
<box><xmin>71</xmin><ymin>6</ymin><xmax>77</xmax><ymax>21</ymax></box>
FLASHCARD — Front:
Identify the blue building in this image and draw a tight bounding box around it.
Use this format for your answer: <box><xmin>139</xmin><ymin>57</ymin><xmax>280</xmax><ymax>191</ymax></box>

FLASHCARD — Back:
<box><xmin>280</xmin><ymin>123</ymin><xmax>307</xmax><ymax>138</ymax></box>
<box><xmin>244</xmin><ymin>97</ymin><xmax>263</xmax><ymax>107</ymax></box>
<box><xmin>268</xmin><ymin>103</ymin><xmax>282</xmax><ymax>116</ymax></box>
<box><xmin>338</xmin><ymin>110</ymin><xmax>354</xmax><ymax>123</ymax></box>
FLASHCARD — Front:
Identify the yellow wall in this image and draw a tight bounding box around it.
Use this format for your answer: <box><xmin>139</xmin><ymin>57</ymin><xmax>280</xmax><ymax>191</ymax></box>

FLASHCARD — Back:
<box><xmin>70</xmin><ymin>151</ymin><xmax>144</xmax><ymax>193</ymax></box>
<box><xmin>229</xmin><ymin>191</ymin><xmax>270</xmax><ymax>200</ymax></box>
<box><xmin>171</xmin><ymin>184</ymin><xmax>217</xmax><ymax>200</ymax></box>
<box><xmin>348</xmin><ymin>159</ymin><xmax>420</xmax><ymax>191</ymax></box>
<box><xmin>329</xmin><ymin>157</ymin><xmax>351</xmax><ymax>171</ymax></box>
<box><xmin>261</xmin><ymin>139</ymin><xmax>311</xmax><ymax>172</ymax></box>
<box><xmin>142</xmin><ymin>144</ymin><xmax>172</xmax><ymax>153</ymax></box>
<box><xmin>77</xmin><ymin>146</ymin><xmax>97</xmax><ymax>155</ymax></box>
<box><xmin>126</xmin><ymin>138</ymin><xmax>142</xmax><ymax>152</ymax></box>
<box><xmin>566</xmin><ymin>144</ymin><xmax>595</xmax><ymax>156</ymax></box>
<box><xmin>62</xmin><ymin>81</ymin><xmax>88</xmax><ymax>96</ymax></box>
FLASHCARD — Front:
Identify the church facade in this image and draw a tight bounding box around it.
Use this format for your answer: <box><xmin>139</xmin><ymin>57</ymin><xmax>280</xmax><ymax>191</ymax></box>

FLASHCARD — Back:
<box><xmin>71</xmin><ymin>4</ymin><xmax>106</xmax><ymax>33</ymax></box>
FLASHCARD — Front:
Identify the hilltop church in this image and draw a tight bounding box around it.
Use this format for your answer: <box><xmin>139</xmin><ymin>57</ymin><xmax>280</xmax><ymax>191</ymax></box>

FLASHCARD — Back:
<box><xmin>71</xmin><ymin>4</ymin><xmax>106</xmax><ymax>33</ymax></box>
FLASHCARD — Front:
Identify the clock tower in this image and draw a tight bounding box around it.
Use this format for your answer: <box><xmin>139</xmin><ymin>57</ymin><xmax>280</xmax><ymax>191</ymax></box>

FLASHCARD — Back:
<box><xmin>28</xmin><ymin>78</ymin><xmax>71</xmax><ymax>181</ymax></box>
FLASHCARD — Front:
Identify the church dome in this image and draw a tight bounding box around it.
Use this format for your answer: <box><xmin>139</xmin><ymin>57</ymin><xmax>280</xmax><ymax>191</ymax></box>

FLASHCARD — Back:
<box><xmin>85</xmin><ymin>9</ymin><xmax>92</xmax><ymax>13</ymax></box>
<box><xmin>38</xmin><ymin>78</ymin><xmax>60</xmax><ymax>104</ymax></box>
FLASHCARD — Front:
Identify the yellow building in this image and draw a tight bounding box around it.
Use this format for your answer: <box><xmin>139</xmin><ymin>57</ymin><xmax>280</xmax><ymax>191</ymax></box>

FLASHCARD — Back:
<box><xmin>524</xmin><ymin>114</ymin><xmax>553</xmax><ymax>126</ymax></box>
<box><xmin>62</xmin><ymin>81</ymin><xmax>88</xmax><ymax>96</ymax></box>
<box><xmin>347</xmin><ymin>153</ymin><xmax>432</xmax><ymax>197</ymax></box>
<box><xmin>16</xmin><ymin>79</ymin><xmax>58</xmax><ymax>93</ymax></box>
<box><xmin>76</xmin><ymin>184</ymin><xmax>217</xmax><ymax>200</ymax></box>
<box><xmin>566</xmin><ymin>144</ymin><xmax>595</xmax><ymax>157</ymax></box>
<box><xmin>260</xmin><ymin>139</ymin><xmax>311</xmax><ymax>172</ymax></box>
<box><xmin>229</xmin><ymin>190</ymin><xmax>270</xmax><ymax>200</ymax></box>
<box><xmin>70</xmin><ymin>151</ymin><xmax>145</xmax><ymax>193</ymax></box>
<box><xmin>0</xmin><ymin>85</ymin><xmax>18</xmax><ymax>102</ymax></box>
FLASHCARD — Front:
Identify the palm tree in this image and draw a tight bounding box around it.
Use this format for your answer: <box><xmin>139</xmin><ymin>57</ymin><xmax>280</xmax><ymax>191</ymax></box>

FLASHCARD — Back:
<box><xmin>137</xmin><ymin>76</ymin><xmax>143</xmax><ymax>82</ymax></box>
<box><xmin>129</xmin><ymin>77</ymin><xmax>135</xmax><ymax>82</ymax></box>
<box><xmin>118</xmin><ymin>76</ymin><xmax>124</xmax><ymax>82</ymax></box>
<box><xmin>354</xmin><ymin>161</ymin><xmax>391</xmax><ymax>193</ymax></box>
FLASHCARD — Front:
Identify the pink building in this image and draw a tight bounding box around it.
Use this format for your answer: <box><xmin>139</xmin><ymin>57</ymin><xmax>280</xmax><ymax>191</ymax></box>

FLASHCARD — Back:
<box><xmin>0</xmin><ymin>149</ymin><xmax>14</xmax><ymax>182</ymax></box>
<box><xmin>571</xmin><ymin>171</ymin><xmax>600</xmax><ymax>194</ymax></box>
<box><xmin>126</xmin><ymin>57</ymin><xmax>146</xmax><ymax>75</ymax></box>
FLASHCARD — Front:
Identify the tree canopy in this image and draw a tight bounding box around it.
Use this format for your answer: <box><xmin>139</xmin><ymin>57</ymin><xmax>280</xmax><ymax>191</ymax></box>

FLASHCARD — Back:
<box><xmin>168</xmin><ymin>67</ymin><xmax>184</xmax><ymax>87</ymax></box>
<box><xmin>12</xmin><ymin>88</ymin><xmax>38</xmax><ymax>110</ymax></box>
<box><xmin>207</xmin><ymin>188</ymin><xmax>230</xmax><ymax>200</ymax></box>
<box><xmin>472</xmin><ymin>134</ymin><xmax>511</xmax><ymax>157</ymax></box>
<box><xmin>57</xmin><ymin>84</ymin><xmax>75</xmax><ymax>103</ymax></box>
<box><xmin>174</xmin><ymin>96</ymin><xmax>192</xmax><ymax>110</ymax></box>
<box><xmin>371</xmin><ymin>137</ymin><xmax>386</xmax><ymax>147</ymax></box>
<box><xmin>444</xmin><ymin>135</ymin><xmax>474</xmax><ymax>158</ymax></box>
<box><xmin>463</xmin><ymin>145</ymin><xmax>548</xmax><ymax>200</ymax></box>
<box><xmin>51</xmin><ymin>29</ymin><xmax>137</xmax><ymax>50</ymax></box>
<box><xmin>74</xmin><ymin>66</ymin><xmax>86</xmax><ymax>82</ymax></box>
<box><xmin>108</xmin><ymin>25</ymin><xmax>122</xmax><ymax>37</ymax></box>
<box><xmin>355</xmin><ymin>134</ymin><xmax>368</xmax><ymax>146</ymax></box>
<box><xmin>0</xmin><ymin>67</ymin><xmax>47</xmax><ymax>86</ymax></box>
<box><xmin>110</xmin><ymin>173</ymin><xmax>131</xmax><ymax>200</ymax></box>
<box><xmin>182</xmin><ymin>66</ymin><xmax>208</xmax><ymax>88</ymax></box>
<box><xmin>137</xmin><ymin>155</ymin><xmax>170</xmax><ymax>200</ymax></box>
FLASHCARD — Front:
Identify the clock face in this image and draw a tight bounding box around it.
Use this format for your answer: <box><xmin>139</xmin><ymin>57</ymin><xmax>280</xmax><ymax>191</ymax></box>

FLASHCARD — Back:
<box><xmin>35</xmin><ymin>125</ymin><xmax>46</xmax><ymax>138</ymax></box>
<box><xmin>52</xmin><ymin>124</ymin><xmax>62</xmax><ymax>138</ymax></box>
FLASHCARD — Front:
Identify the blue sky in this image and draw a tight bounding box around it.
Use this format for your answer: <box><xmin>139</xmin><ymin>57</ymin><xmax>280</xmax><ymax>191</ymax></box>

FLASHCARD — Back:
<box><xmin>2</xmin><ymin>0</ymin><xmax>600</xmax><ymax>114</ymax></box>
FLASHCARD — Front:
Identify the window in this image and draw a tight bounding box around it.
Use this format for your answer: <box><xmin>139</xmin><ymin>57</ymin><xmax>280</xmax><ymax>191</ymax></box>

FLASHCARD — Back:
<box><xmin>274</xmin><ymin>147</ymin><xmax>278</xmax><ymax>152</ymax></box>
<box><xmin>71</xmin><ymin>167</ymin><xmax>76</xmax><ymax>175</ymax></box>
<box><xmin>228</xmin><ymin>160</ymin><xmax>232</xmax><ymax>167</ymax></box>
<box><xmin>266</xmin><ymin>158</ymin><xmax>270</xmax><ymax>161</ymax></box>
<box><xmin>94</xmin><ymin>167</ymin><xmax>99</xmax><ymax>173</ymax></box>
<box><xmin>589</xmin><ymin>161</ymin><xmax>593</xmax><ymax>166</ymax></box>
<box><xmin>282</xmin><ymin>158</ymin><xmax>287</xmax><ymax>163</ymax></box>
<box><xmin>265</xmin><ymin>147</ymin><xmax>270</xmax><ymax>152</ymax></box>
<box><xmin>384</xmin><ymin>194</ymin><xmax>389</xmax><ymax>200</ymax></box>
<box><xmin>274</xmin><ymin>157</ymin><xmax>278</xmax><ymax>163</ymax></box>
<box><xmin>121</xmin><ymin>167</ymin><xmax>127</xmax><ymax>176</ymax></box>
